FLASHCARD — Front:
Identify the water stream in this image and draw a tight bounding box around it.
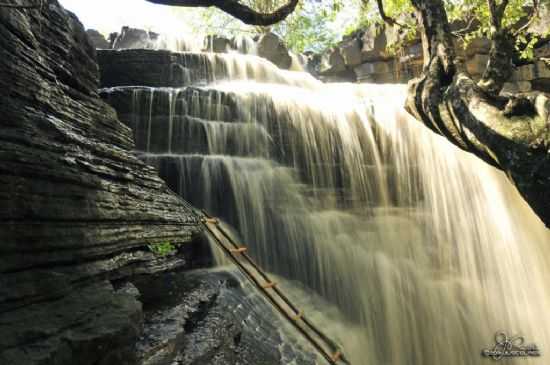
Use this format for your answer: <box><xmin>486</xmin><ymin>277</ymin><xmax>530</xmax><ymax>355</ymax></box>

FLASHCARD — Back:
<box><xmin>116</xmin><ymin>52</ymin><xmax>550</xmax><ymax>365</ymax></box>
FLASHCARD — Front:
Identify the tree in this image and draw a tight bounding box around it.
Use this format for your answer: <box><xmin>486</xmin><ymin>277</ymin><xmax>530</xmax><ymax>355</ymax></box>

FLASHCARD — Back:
<box><xmin>388</xmin><ymin>0</ymin><xmax>550</xmax><ymax>227</ymax></box>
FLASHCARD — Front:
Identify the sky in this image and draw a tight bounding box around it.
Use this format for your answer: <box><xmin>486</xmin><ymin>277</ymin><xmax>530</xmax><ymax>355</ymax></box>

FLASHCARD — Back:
<box><xmin>58</xmin><ymin>0</ymin><xmax>199</xmax><ymax>36</ymax></box>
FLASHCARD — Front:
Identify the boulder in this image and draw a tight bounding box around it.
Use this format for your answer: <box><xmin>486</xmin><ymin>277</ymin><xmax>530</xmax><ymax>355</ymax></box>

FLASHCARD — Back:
<box><xmin>303</xmin><ymin>51</ymin><xmax>322</xmax><ymax>76</ymax></box>
<box><xmin>86</xmin><ymin>29</ymin><xmax>110</xmax><ymax>49</ymax></box>
<box><xmin>360</xmin><ymin>25</ymin><xmax>390</xmax><ymax>62</ymax></box>
<box><xmin>319</xmin><ymin>47</ymin><xmax>346</xmax><ymax>74</ymax></box>
<box><xmin>340</xmin><ymin>37</ymin><xmax>362</xmax><ymax>66</ymax></box>
<box><xmin>1</xmin><ymin>282</ymin><xmax>143</xmax><ymax>365</ymax></box>
<box><xmin>112</xmin><ymin>26</ymin><xmax>159</xmax><ymax>49</ymax></box>
<box><xmin>109</xmin><ymin>32</ymin><xmax>118</xmax><ymax>47</ymax></box>
<box><xmin>204</xmin><ymin>34</ymin><xmax>231</xmax><ymax>53</ymax></box>
<box><xmin>257</xmin><ymin>32</ymin><xmax>292</xmax><ymax>69</ymax></box>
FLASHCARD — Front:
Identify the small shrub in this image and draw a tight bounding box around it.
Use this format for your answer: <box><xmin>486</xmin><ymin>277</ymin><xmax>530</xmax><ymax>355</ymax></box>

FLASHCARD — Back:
<box><xmin>147</xmin><ymin>241</ymin><xmax>176</xmax><ymax>256</ymax></box>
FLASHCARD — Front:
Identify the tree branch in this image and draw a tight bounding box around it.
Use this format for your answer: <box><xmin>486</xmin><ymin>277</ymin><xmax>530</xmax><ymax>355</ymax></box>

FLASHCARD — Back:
<box><xmin>513</xmin><ymin>0</ymin><xmax>541</xmax><ymax>36</ymax></box>
<box><xmin>374</xmin><ymin>0</ymin><xmax>403</xmax><ymax>27</ymax></box>
<box><xmin>478</xmin><ymin>0</ymin><xmax>514</xmax><ymax>95</ymax></box>
<box><xmin>452</xmin><ymin>16</ymin><xmax>477</xmax><ymax>36</ymax></box>
<box><xmin>496</xmin><ymin>0</ymin><xmax>510</xmax><ymax>21</ymax></box>
<box><xmin>144</xmin><ymin>0</ymin><xmax>299</xmax><ymax>26</ymax></box>
<box><xmin>363</xmin><ymin>0</ymin><xmax>410</xmax><ymax>29</ymax></box>
<box><xmin>487</xmin><ymin>0</ymin><xmax>499</xmax><ymax>30</ymax></box>
<box><xmin>486</xmin><ymin>0</ymin><xmax>510</xmax><ymax>31</ymax></box>
<box><xmin>410</xmin><ymin>0</ymin><xmax>456</xmax><ymax>76</ymax></box>
<box><xmin>405</xmin><ymin>0</ymin><xmax>550</xmax><ymax>228</ymax></box>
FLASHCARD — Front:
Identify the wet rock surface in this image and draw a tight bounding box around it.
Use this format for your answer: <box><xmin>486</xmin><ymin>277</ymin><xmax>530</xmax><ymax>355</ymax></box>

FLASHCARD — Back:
<box><xmin>132</xmin><ymin>269</ymin><xmax>317</xmax><ymax>365</ymax></box>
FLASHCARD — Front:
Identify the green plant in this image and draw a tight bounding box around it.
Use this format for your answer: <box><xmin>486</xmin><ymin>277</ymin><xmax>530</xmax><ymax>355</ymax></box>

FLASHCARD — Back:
<box><xmin>147</xmin><ymin>241</ymin><xmax>176</xmax><ymax>256</ymax></box>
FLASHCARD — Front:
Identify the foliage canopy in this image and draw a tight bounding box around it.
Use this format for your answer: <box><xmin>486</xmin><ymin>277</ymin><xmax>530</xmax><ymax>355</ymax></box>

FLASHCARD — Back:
<box><xmin>187</xmin><ymin>0</ymin><xmax>548</xmax><ymax>57</ymax></box>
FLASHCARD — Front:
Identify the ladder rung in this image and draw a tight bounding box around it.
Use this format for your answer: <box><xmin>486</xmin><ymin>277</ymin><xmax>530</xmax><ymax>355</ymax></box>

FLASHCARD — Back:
<box><xmin>291</xmin><ymin>310</ymin><xmax>303</xmax><ymax>321</ymax></box>
<box><xmin>261</xmin><ymin>281</ymin><xmax>277</xmax><ymax>289</ymax></box>
<box><xmin>202</xmin><ymin>217</ymin><xmax>219</xmax><ymax>224</ymax></box>
<box><xmin>331</xmin><ymin>350</ymin><xmax>342</xmax><ymax>363</ymax></box>
<box><xmin>229</xmin><ymin>247</ymin><xmax>247</xmax><ymax>253</ymax></box>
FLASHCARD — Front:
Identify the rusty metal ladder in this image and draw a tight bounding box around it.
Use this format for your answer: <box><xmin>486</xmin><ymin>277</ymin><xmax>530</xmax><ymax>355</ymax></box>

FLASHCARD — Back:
<box><xmin>200</xmin><ymin>210</ymin><xmax>351</xmax><ymax>365</ymax></box>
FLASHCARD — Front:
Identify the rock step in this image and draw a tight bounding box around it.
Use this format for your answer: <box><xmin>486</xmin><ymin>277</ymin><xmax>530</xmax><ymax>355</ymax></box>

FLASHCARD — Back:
<box><xmin>98</xmin><ymin>50</ymin><xmax>215</xmax><ymax>88</ymax></box>
<box><xmin>100</xmin><ymin>86</ymin><xmax>239</xmax><ymax>122</ymax></box>
<box><xmin>124</xmin><ymin>115</ymin><xmax>271</xmax><ymax>156</ymax></box>
<box><xmin>97</xmin><ymin>49</ymin><xmax>321</xmax><ymax>89</ymax></box>
<box><xmin>102</xmin><ymin>85</ymin><xmax>418</xmax><ymax>207</ymax></box>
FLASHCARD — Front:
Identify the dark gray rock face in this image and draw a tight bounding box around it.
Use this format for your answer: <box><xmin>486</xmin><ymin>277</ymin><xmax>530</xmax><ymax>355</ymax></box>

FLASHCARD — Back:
<box><xmin>0</xmin><ymin>1</ymin><xmax>204</xmax><ymax>364</ymax></box>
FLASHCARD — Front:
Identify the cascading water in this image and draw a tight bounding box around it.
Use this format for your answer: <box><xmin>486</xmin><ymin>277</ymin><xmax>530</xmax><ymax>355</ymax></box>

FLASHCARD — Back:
<box><xmin>104</xmin><ymin>50</ymin><xmax>550</xmax><ymax>365</ymax></box>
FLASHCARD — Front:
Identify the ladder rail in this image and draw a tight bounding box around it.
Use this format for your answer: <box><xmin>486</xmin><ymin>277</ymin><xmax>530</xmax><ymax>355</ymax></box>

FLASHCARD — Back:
<box><xmin>201</xmin><ymin>212</ymin><xmax>351</xmax><ymax>365</ymax></box>
<box><xmin>214</xmin><ymin>220</ymin><xmax>350</xmax><ymax>363</ymax></box>
<box><xmin>203</xmin><ymin>221</ymin><xmax>340</xmax><ymax>365</ymax></box>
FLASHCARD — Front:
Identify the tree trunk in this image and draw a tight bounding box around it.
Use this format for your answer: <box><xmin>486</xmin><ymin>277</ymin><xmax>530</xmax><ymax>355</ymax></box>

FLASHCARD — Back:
<box><xmin>405</xmin><ymin>0</ymin><xmax>550</xmax><ymax>227</ymax></box>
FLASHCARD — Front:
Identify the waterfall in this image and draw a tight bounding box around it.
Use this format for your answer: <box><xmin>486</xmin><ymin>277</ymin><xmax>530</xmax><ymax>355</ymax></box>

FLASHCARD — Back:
<box><xmin>105</xmin><ymin>52</ymin><xmax>550</xmax><ymax>365</ymax></box>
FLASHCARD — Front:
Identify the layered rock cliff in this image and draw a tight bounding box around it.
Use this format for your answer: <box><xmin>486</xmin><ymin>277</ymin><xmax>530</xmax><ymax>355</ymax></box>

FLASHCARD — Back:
<box><xmin>0</xmin><ymin>2</ymin><xmax>312</xmax><ymax>364</ymax></box>
<box><xmin>0</xmin><ymin>1</ymin><xmax>203</xmax><ymax>363</ymax></box>
<box><xmin>319</xmin><ymin>24</ymin><xmax>550</xmax><ymax>89</ymax></box>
